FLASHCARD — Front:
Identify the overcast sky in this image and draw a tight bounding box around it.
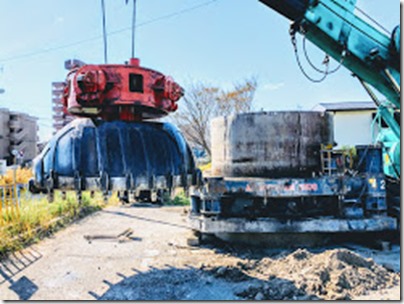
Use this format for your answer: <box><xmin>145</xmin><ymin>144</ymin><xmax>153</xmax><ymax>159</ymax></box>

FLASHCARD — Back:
<box><xmin>0</xmin><ymin>0</ymin><xmax>400</xmax><ymax>140</ymax></box>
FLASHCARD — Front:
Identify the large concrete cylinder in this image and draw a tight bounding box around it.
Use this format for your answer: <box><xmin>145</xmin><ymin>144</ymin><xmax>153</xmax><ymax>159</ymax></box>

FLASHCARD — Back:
<box><xmin>211</xmin><ymin>111</ymin><xmax>334</xmax><ymax>178</ymax></box>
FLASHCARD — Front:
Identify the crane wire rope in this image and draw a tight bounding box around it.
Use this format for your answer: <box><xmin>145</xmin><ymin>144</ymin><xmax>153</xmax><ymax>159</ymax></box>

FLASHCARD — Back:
<box><xmin>0</xmin><ymin>0</ymin><xmax>218</xmax><ymax>64</ymax></box>
<box><xmin>290</xmin><ymin>28</ymin><xmax>328</xmax><ymax>83</ymax></box>
<box><xmin>131</xmin><ymin>0</ymin><xmax>137</xmax><ymax>58</ymax></box>
<box><xmin>354</xmin><ymin>5</ymin><xmax>390</xmax><ymax>35</ymax></box>
<box><xmin>302</xmin><ymin>36</ymin><xmax>346</xmax><ymax>75</ymax></box>
<box><xmin>101</xmin><ymin>0</ymin><xmax>108</xmax><ymax>64</ymax></box>
<box><xmin>290</xmin><ymin>28</ymin><xmax>347</xmax><ymax>83</ymax></box>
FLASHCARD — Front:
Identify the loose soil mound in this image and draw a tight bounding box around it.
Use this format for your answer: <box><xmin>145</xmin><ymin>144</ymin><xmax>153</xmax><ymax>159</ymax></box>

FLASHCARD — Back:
<box><xmin>208</xmin><ymin>248</ymin><xmax>399</xmax><ymax>300</ymax></box>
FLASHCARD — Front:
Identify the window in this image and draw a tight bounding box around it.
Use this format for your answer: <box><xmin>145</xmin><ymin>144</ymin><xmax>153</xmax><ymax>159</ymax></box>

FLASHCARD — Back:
<box><xmin>129</xmin><ymin>73</ymin><xmax>144</xmax><ymax>93</ymax></box>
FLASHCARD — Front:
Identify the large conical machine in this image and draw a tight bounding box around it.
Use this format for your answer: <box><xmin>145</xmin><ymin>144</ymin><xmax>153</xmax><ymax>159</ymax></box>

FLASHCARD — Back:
<box><xmin>29</xmin><ymin>1</ymin><xmax>200</xmax><ymax>203</ymax></box>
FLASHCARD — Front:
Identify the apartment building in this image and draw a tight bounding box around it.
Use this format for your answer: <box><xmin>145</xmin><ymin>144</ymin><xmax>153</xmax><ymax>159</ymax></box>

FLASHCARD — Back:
<box><xmin>0</xmin><ymin>108</ymin><xmax>38</xmax><ymax>164</ymax></box>
<box><xmin>51</xmin><ymin>59</ymin><xmax>85</xmax><ymax>134</ymax></box>
<box><xmin>52</xmin><ymin>81</ymin><xmax>74</xmax><ymax>134</ymax></box>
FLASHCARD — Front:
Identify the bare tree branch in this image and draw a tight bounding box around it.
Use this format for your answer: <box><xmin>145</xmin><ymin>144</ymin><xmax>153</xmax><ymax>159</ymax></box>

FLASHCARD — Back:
<box><xmin>171</xmin><ymin>77</ymin><xmax>257</xmax><ymax>159</ymax></box>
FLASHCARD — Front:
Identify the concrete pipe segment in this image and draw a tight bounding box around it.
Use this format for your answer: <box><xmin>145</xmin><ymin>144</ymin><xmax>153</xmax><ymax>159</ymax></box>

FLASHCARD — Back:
<box><xmin>211</xmin><ymin>111</ymin><xmax>334</xmax><ymax>178</ymax></box>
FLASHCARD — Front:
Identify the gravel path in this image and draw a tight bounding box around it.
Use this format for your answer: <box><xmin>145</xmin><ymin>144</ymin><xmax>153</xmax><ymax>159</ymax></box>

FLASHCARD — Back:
<box><xmin>0</xmin><ymin>205</ymin><xmax>400</xmax><ymax>300</ymax></box>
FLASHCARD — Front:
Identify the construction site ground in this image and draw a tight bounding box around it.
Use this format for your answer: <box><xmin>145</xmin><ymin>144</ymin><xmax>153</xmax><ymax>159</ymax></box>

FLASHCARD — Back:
<box><xmin>0</xmin><ymin>204</ymin><xmax>400</xmax><ymax>300</ymax></box>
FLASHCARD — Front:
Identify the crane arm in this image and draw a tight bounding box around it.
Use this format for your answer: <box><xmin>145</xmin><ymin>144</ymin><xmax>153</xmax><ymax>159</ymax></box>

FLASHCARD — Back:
<box><xmin>259</xmin><ymin>0</ymin><xmax>400</xmax><ymax>108</ymax></box>
<box><xmin>259</xmin><ymin>0</ymin><xmax>400</xmax><ymax>178</ymax></box>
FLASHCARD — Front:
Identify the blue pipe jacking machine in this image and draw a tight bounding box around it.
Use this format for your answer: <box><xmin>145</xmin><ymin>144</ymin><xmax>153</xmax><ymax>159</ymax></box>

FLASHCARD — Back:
<box><xmin>189</xmin><ymin>112</ymin><xmax>397</xmax><ymax>240</ymax></box>
<box><xmin>188</xmin><ymin>0</ymin><xmax>400</xmax><ymax>242</ymax></box>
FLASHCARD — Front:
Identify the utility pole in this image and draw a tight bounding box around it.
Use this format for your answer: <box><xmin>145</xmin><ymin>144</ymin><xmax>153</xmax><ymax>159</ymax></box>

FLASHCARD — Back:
<box><xmin>0</xmin><ymin>65</ymin><xmax>4</xmax><ymax>95</ymax></box>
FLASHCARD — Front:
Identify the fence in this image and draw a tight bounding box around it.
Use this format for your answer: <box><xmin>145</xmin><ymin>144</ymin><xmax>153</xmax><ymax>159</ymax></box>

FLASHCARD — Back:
<box><xmin>0</xmin><ymin>184</ymin><xmax>24</xmax><ymax>225</ymax></box>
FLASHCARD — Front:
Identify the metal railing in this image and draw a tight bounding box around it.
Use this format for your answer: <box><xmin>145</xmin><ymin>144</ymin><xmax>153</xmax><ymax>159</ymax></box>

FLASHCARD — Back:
<box><xmin>0</xmin><ymin>184</ymin><xmax>23</xmax><ymax>225</ymax></box>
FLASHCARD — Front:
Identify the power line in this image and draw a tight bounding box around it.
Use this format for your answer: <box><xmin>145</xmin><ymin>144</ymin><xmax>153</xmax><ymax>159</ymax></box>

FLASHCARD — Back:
<box><xmin>0</xmin><ymin>0</ymin><xmax>218</xmax><ymax>63</ymax></box>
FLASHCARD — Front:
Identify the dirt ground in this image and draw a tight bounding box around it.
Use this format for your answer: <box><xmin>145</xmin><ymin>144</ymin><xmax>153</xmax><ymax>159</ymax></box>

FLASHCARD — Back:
<box><xmin>0</xmin><ymin>205</ymin><xmax>400</xmax><ymax>300</ymax></box>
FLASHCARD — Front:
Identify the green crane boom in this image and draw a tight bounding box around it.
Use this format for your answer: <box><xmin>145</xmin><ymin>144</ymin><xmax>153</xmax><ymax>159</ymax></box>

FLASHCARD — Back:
<box><xmin>259</xmin><ymin>0</ymin><xmax>400</xmax><ymax>179</ymax></box>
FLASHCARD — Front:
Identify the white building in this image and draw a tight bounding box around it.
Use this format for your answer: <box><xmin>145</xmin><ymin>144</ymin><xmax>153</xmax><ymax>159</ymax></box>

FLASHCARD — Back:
<box><xmin>312</xmin><ymin>102</ymin><xmax>379</xmax><ymax>148</ymax></box>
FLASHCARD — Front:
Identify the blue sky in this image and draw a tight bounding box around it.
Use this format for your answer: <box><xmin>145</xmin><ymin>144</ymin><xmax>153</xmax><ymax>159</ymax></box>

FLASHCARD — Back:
<box><xmin>0</xmin><ymin>0</ymin><xmax>400</xmax><ymax>141</ymax></box>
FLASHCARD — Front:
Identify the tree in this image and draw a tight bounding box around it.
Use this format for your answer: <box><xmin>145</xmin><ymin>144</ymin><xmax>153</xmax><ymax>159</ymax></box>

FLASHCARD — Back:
<box><xmin>171</xmin><ymin>77</ymin><xmax>257</xmax><ymax>158</ymax></box>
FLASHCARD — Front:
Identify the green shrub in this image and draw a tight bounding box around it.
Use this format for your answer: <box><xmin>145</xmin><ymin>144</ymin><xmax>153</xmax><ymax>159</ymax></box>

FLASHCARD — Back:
<box><xmin>165</xmin><ymin>190</ymin><xmax>190</xmax><ymax>206</ymax></box>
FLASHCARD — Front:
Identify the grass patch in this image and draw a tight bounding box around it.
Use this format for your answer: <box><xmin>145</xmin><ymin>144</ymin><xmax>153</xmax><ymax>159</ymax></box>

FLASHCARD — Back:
<box><xmin>0</xmin><ymin>191</ymin><xmax>118</xmax><ymax>258</ymax></box>
<box><xmin>164</xmin><ymin>190</ymin><xmax>191</xmax><ymax>206</ymax></box>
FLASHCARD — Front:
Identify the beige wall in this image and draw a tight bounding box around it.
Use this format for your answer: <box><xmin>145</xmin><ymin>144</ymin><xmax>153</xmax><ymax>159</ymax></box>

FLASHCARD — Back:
<box><xmin>331</xmin><ymin>110</ymin><xmax>379</xmax><ymax>148</ymax></box>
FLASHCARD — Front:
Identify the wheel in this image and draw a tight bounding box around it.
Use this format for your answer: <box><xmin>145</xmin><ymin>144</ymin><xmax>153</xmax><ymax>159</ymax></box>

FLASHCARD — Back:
<box><xmin>118</xmin><ymin>191</ymin><xmax>130</xmax><ymax>204</ymax></box>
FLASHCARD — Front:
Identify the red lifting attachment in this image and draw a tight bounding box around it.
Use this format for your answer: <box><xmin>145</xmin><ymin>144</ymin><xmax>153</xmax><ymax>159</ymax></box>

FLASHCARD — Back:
<box><xmin>63</xmin><ymin>58</ymin><xmax>183</xmax><ymax>121</ymax></box>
